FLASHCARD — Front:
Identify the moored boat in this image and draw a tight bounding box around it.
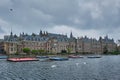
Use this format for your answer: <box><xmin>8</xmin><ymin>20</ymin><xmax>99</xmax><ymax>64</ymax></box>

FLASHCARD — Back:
<box><xmin>0</xmin><ymin>56</ymin><xmax>8</xmax><ymax>59</ymax></box>
<box><xmin>87</xmin><ymin>55</ymin><xmax>101</xmax><ymax>58</ymax></box>
<box><xmin>7</xmin><ymin>57</ymin><xmax>39</xmax><ymax>62</ymax></box>
<box><xmin>68</xmin><ymin>55</ymin><xmax>83</xmax><ymax>58</ymax></box>
<box><xmin>49</xmin><ymin>57</ymin><xmax>69</xmax><ymax>61</ymax></box>
<box><xmin>36</xmin><ymin>56</ymin><xmax>49</xmax><ymax>58</ymax></box>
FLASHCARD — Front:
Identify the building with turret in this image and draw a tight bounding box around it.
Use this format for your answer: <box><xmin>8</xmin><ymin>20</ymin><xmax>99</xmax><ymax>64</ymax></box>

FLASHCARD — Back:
<box><xmin>0</xmin><ymin>30</ymin><xmax>117</xmax><ymax>54</ymax></box>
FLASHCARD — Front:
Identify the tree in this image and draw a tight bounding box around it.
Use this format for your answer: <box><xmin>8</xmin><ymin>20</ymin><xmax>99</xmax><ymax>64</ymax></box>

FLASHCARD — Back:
<box><xmin>32</xmin><ymin>33</ymin><xmax>36</xmax><ymax>36</ymax></box>
<box><xmin>15</xmin><ymin>52</ymin><xmax>19</xmax><ymax>55</ymax></box>
<box><xmin>38</xmin><ymin>49</ymin><xmax>45</xmax><ymax>54</ymax></box>
<box><xmin>103</xmin><ymin>46</ymin><xmax>108</xmax><ymax>54</ymax></box>
<box><xmin>111</xmin><ymin>47</ymin><xmax>120</xmax><ymax>55</ymax></box>
<box><xmin>61</xmin><ymin>50</ymin><xmax>67</xmax><ymax>53</ymax></box>
<box><xmin>67</xmin><ymin>48</ymin><xmax>72</xmax><ymax>54</ymax></box>
<box><xmin>23</xmin><ymin>48</ymin><xmax>31</xmax><ymax>54</ymax></box>
<box><xmin>31</xmin><ymin>50</ymin><xmax>38</xmax><ymax>54</ymax></box>
<box><xmin>116</xmin><ymin>46</ymin><xmax>119</xmax><ymax>52</ymax></box>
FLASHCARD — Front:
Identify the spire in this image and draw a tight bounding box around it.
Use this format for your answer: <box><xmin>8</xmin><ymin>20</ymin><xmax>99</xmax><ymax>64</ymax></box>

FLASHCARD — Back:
<box><xmin>98</xmin><ymin>36</ymin><xmax>102</xmax><ymax>44</ymax></box>
<box><xmin>46</xmin><ymin>31</ymin><xmax>48</xmax><ymax>36</ymax></box>
<box><xmin>10</xmin><ymin>31</ymin><xmax>13</xmax><ymax>36</ymax></box>
<box><xmin>10</xmin><ymin>27</ymin><xmax>13</xmax><ymax>36</ymax></box>
<box><xmin>70</xmin><ymin>31</ymin><xmax>73</xmax><ymax>38</ymax></box>
<box><xmin>22</xmin><ymin>32</ymin><xmax>24</xmax><ymax>35</ymax></box>
<box><xmin>20</xmin><ymin>33</ymin><xmax>21</xmax><ymax>36</ymax></box>
<box><xmin>105</xmin><ymin>35</ymin><xmax>108</xmax><ymax>39</ymax></box>
<box><xmin>99</xmin><ymin>36</ymin><xmax>102</xmax><ymax>41</ymax></box>
<box><xmin>39</xmin><ymin>30</ymin><xmax>42</xmax><ymax>35</ymax></box>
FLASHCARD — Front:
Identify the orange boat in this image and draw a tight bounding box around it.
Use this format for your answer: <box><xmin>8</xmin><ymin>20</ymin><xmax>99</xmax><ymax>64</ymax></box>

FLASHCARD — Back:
<box><xmin>7</xmin><ymin>57</ymin><xmax>39</xmax><ymax>62</ymax></box>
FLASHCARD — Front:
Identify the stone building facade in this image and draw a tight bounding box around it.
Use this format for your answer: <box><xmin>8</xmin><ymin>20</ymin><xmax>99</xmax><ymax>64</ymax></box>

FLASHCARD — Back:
<box><xmin>2</xmin><ymin>42</ymin><xmax>18</xmax><ymax>54</ymax></box>
<box><xmin>0</xmin><ymin>30</ymin><xmax>117</xmax><ymax>54</ymax></box>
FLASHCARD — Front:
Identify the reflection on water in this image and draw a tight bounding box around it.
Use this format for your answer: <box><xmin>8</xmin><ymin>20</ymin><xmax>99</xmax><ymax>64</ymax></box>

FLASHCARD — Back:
<box><xmin>0</xmin><ymin>55</ymin><xmax>120</xmax><ymax>80</ymax></box>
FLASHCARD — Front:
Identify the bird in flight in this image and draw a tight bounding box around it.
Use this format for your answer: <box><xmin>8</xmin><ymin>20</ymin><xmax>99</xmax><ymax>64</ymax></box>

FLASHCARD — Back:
<box><xmin>10</xmin><ymin>9</ymin><xmax>13</xmax><ymax>11</ymax></box>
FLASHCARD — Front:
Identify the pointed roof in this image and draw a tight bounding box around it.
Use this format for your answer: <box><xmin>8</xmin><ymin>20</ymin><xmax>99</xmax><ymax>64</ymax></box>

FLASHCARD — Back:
<box><xmin>10</xmin><ymin>27</ymin><xmax>13</xmax><ymax>36</ymax></box>
<box><xmin>39</xmin><ymin>29</ymin><xmax>42</xmax><ymax>35</ymax></box>
<box><xmin>70</xmin><ymin>31</ymin><xmax>73</xmax><ymax>38</ymax></box>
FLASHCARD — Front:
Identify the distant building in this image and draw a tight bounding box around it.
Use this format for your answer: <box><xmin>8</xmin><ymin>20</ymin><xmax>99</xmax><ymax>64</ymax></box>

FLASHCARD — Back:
<box><xmin>117</xmin><ymin>40</ymin><xmax>120</xmax><ymax>51</ymax></box>
<box><xmin>0</xmin><ymin>30</ymin><xmax>117</xmax><ymax>54</ymax></box>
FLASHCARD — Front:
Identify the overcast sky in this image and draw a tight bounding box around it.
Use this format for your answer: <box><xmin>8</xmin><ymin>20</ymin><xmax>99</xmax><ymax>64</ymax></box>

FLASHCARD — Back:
<box><xmin>0</xmin><ymin>0</ymin><xmax>120</xmax><ymax>41</ymax></box>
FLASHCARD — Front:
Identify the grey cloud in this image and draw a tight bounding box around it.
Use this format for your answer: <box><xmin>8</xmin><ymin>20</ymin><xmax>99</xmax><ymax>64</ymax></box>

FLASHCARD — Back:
<box><xmin>0</xmin><ymin>26</ymin><xmax>5</xmax><ymax>33</ymax></box>
<box><xmin>77</xmin><ymin>0</ymin><xmax>120</xmax><ymax>30</ymax></box>
<box><xmin>0</xmin><ymin>0</ymin><xmax>79</xmax><ymax>27</ymax></box>
<box><xmin>0</xmin><ymin>0</ymin><xmax>120</xmax><ymax>40</ymax></box>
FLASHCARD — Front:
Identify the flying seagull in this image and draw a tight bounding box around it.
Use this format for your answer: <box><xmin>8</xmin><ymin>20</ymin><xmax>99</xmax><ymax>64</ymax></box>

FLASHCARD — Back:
<box><xmin>10</xmin><ymin>9</ymin><xmax>13</xmax><ymax>11</ymax></box>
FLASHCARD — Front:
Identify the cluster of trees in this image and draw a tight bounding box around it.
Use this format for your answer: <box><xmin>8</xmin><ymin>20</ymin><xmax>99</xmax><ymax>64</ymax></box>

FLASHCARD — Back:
<box><xmin>59</xmin><ymin>48</ymin><xmax>72</xmax><ymax>54</ymax></box>
<box><xmin>20</xmin><ymin>46</ymin><xmax>120</xmax><ymax>55</ymax></box>
<box><xmin>23</xmin><ymin>48</ymin><xmax>45</xmax><ymax>55</ymax></box>
<box><xmin>22</xmin><ymin>48</ymin><xmax>73</xmax><ymax>55</ymax></box>
<box><xmin>103</xmin><ymin>46</ymin><xmax>120</xmax><ymax>55</ymax></box>
<box><xmin>110</xmin><ymin>51</ymin><xmax>120</xmax><ymax>55</ymax></box>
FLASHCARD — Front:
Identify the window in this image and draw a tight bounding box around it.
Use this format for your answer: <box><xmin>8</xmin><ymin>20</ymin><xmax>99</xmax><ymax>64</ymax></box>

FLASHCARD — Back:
<box><xmin>11</xmin><ymin>43</ymin><xmax>13</xmax><ymax>46</ymax></box>
<box><xmin>11</xmin><ymin>48</ymin><xmax>13</xmax><ymax>51</ymax></box>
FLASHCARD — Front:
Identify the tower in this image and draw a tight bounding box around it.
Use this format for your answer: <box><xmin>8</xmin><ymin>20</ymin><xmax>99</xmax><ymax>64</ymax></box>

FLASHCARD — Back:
<box><xmin>70</xmin><ymin>31</ymin><xmax>73</xmax><ymax>38</ymax></box>
<box><xmin>10</xmin><ymin>27</ymin><xmax>13</xmax><ymax>37</ymax></box>
<box><xmin>10</xmin><ymin>31</ymin><xmax>13</xmax><ymax>36</ymax></box>
<box><xmin>39</xmin><ymin>30</ymin><xmax>42</xmax><ymax>36</ymax></box>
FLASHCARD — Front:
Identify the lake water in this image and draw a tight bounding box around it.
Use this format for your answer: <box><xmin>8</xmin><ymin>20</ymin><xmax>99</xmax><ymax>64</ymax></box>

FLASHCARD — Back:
<box><xmin>0</xmin><ymin>55</ymin><xmax>120</xmax><ymax>80</ymax></box>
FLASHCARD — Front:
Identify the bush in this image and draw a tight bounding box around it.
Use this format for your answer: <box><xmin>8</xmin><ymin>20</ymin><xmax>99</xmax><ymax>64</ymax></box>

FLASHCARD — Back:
<box><xmin>61</xmin><ymin>50</ymin><xmax>67</xmax><ymax>53</ymax></box>
<box><xmin>15</xmin><ymin>52</ymin><xmax>19</xmax><ymax>55</ymax></box>
<box><xmin>111</xmin><ymin>51</ymin><xmax>120</xmax><ymax>55</ymax></box>
<box><xmin>23</xmin><ymin>48</ymin><xmax>31</xmax><ymax>54</ymax></box>
<box><xmin>31</xmin><ymin>50</ymin><xmax>38</xmax><ymax>54</ymax></box>
<box><xmin>38</xmin><ymin>49</ymin><xmax>45</xmax><ymax>54</ymax></box>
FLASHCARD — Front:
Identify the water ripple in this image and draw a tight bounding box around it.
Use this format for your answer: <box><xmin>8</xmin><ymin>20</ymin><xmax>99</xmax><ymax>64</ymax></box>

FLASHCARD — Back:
<box><xmin>0</xmin><ymin>56</ymin><xmax>120</xmax><ymax>80</ymax></box>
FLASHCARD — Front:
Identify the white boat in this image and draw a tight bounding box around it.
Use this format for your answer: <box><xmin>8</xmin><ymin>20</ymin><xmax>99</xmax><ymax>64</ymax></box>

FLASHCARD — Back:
<box><xmin>49</xmin><ymin>57</ymin><xmax>69</xmax><ymax>61</ymax></box>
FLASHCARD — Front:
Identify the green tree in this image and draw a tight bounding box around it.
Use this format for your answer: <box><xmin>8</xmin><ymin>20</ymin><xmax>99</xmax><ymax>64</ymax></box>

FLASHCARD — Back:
<box><xmin>111</xmin><ymin>47</ymin><xmax>120</xmax><ymax>55</ymax></box>
<box><xmin>23</xmin><ymin>48</ymin><xmax>31</xmax><ymax>54</ymax></box>
<box><xmin>112</xmin><ymin>51</ymin><xmax>120</xmax><ymax>55</ymax></box>
<box><xmin>67</xmin><ymin>48</ymin><xmax>72</xmax><ymax>54</ymax></box>
<box><xmin>103</xmin><ymin>46</ymin><xmax>108</xmax><ymax>54</ymax></box>
<box><xmin>116</xmin><ymin>46</ymin><xmax>119</xmax><ymax>52</ymax></box>
<box><xmin>15</xmin><ymin>52</ymin><xmax>19</xmax><ymax>55</ymax></box>
<box><xmin>61</xmin><ymin>50</ymin><xmax>67</xmax><ymax>53</ymax></box>
<box><xmin>32</xmin><ymin>33</ymin><xmax>36</xmax><ymax>36</ymax></box>
<box><xmin>31</xmin><ymin>50</ymin><xmax>38</xmax><ymax>54</ymax></box>
<box><xmin>38</xmin><ymin>49</ymin><xmax>45</xmax><ymax>54</ymax></box>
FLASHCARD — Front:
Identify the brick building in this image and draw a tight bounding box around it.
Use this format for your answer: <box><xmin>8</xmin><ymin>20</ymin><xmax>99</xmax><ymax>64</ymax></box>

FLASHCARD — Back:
<box><xmin>0</xmin><ymin>30</ymin><xmax>117</xmax><ymax>54</ymax></box>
